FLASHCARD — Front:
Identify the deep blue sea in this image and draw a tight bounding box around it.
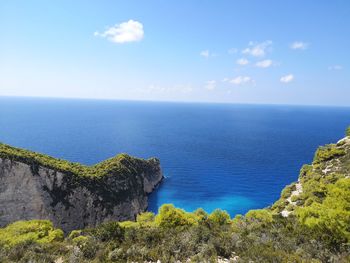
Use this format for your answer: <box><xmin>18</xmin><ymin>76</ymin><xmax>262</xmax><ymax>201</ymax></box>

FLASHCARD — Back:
<box><xmin>0</xmin><ymin>97</ymin><xmax>349</xmax><ymax>216</ymax></box>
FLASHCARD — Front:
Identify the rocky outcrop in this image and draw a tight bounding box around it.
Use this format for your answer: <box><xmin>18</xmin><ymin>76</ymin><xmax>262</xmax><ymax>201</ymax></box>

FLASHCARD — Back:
<box><xmin>0</xmin><ymin>144</ymin><xmax>163</xmax><ymax>233</ymax></box>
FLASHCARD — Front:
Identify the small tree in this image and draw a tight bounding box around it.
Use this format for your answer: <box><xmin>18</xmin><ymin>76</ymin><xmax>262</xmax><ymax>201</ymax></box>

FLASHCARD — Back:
<box><xmin>208</xmin><ymin>209</ymin><xmax>230</xmax><ymax>226</ymax></box>
<box><xmin>155</xmin><ymin>204</ymin><xmax>193</xmax><ymax>227</ymax></box>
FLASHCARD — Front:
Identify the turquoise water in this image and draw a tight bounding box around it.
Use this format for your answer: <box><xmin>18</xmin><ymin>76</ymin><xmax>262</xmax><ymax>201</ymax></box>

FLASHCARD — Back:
<box><xmin>0</xmin><ymin>97</ymin><xmax>349</xmax><ymax>216</ymax></box>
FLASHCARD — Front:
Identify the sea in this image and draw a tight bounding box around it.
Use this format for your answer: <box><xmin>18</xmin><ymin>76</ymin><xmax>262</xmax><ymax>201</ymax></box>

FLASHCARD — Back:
<box><xmin>1</xmin><ymin>97</ymin><xmax>349</xmax><ymax>216</ymax></box>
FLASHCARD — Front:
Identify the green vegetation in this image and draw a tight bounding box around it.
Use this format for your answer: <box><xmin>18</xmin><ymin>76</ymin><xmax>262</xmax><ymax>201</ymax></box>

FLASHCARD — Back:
<box><xmin>1</xmin><ymin>202</ymin><xmax>349</xmax><ymax>262</ymax></box>
<box><xmin>0</xmin><ymin>142</ymin><xmax>155</xmax><ymax>178</ymax></box>
<box><xmin>0</xmin><ymin>220</ymin><xmax>63</xmax><ymax>249</ymax></box>
<box><xmin>313</xmin><ymin>143</ymin><xmax>345</xmax><ymax>164</ymax></box>
<box><xmin>296</xmin><ymin>178</ymin><xmax>350</xmax><ymax>245</ymax></box>
<box><xmin>347</xmin><ymin>126</ymin><xmax>350</xmax><ymax>137</ymax></box>
<box><xmin>0</xmin><ymin>127</ymin><xmax>349</xmax><ymax>262</ymax></box>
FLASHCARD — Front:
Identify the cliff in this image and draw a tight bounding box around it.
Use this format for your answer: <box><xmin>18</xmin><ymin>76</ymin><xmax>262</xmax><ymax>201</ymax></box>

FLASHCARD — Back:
<box><xmin>0</xmin><ymin>129</ymin><xmax>349</xmax><ymax>262</ymax></box>
<box><xmin>0</xmin><ymin>143</ymin><xmax>163</xmax><ymax>233</ymax></box>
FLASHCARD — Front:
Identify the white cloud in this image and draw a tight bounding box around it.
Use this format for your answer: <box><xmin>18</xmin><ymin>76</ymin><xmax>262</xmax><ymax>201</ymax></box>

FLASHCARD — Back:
<box><xmin>255</xmin><ymin>59</ymin><xmax>273</xmax><ymax>68</ymax></box>
<box><xmin>229</xmin><ymin>76</ymin><xmax>253</xmax><ymax>85</ymax></box>
<box><xmin>290</xmin><ymin>41</ymin><xmax>308</xmax><ymax>50</ymax></box>
<box><xmin>173</xmin><ymin>84</ymin><xmax>193</xmax><ymax>93</ymax></box>
<box><xmin>200</xmin><ymin>50</ymin><xmax>217</xmax><ymax>58</ymax></box>
<box><xmin>328</xmin><ymin>65</ymin><xmax>343</xmax><ymax>70</ymax></box>
<box><xmin>280</xmin><ymin>74</ymin><xmax>294</xmax><ymax>83</ymax></box>
<box><xmin>94</xmin><ymin>20</ymin><xmax>144</xmax><ymax>44</ymax></box>
<box><xmin>242</xmin><ymin>41</ymin><xmax>272</xmax><ymax>57</ymax></box>
<box><xmin>236</xmin><ymin>58</ymin><xmax>249</xmax><ymax>65</ymax></box>
<box><xmin>143</xmin><ymin>84</ymin><xmax>193</xmax><ymax>94</ymax></box>
<box><xmin>204</xmin><ymin>80</ymin><xmax>216</xmax><ymax>90</ymax></box>
<box><xmin>228</xmin><ymin>48</ymin><xmax>238</xmax><ymax>54</ymax></box>
<box><xmin>145</xmin><ymin>84</ymin><xmax>166</xmax><ymax>93</ymax></box>
<box><xmin>200</xmin><ymin>50</ymin><xmax>210</xmax><ymax>58</ymax></box>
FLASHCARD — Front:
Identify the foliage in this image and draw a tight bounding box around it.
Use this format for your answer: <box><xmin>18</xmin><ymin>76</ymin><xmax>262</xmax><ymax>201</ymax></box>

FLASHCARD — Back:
<box><xmin>0</xmin><ymin>142</ymin><xmax>156</xmax><ymax>178</ymax></box>
<box><xmin>245</xmin><ymin>209</ymin><xmax>273</xmax><ymax>225</ymax></box>
<box><xmin>154</xmin><ymin>204</ymin><xmax>195</xmax><ymax>228</ymax></box>
<box><xmin>0</xmin><ymin>220</ymin><xmax>63</xmax><ymax>249</ymax></box>
<box><xmin>207</xmin><ymin>209</ymin><xmax>231</xmax><ymax>226</ymax></box>
<box><xmin>347</xmin><ymin>126</ymin><xmax>350</xmax><ymax>137</ymax></box>
<box><xmin>280</xmin><ymin>183</ymin><xmax>295</xmax><ymax>198</ymax></box>
<box><xmin>89</xmin><ymin>221</ymin><xmax>125</xmax><ymax>242</ymax></box>
<box><xmin>68</xmin><ymin>229</ymin><xmax>82</xmax><ymax>240</ymax></box>
<box><xmin>296</xmin><ymin>178</ymin><xmax>350</xmax><ymax>244</ymax></box>
<box><xmin>313</xmin><ymin>144</ymin><xmax>345</xmax><ymax>164</ymax></box>
<box><xmin>136</xmin><ymin>211</ymin><xmax>156</xmax><ymax>227</ymax></box>
<box><xmin>0</xmin><ymin>203</ymin><xmax>349</xmax><ymax>262</ymax></box>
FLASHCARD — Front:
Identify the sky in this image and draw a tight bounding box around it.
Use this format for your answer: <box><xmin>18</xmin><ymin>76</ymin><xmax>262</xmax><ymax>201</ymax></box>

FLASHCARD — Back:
<box><xmin>0</xmin><ymin>1</ymin><xmax>349</xmax><ymax>106</ymax></box>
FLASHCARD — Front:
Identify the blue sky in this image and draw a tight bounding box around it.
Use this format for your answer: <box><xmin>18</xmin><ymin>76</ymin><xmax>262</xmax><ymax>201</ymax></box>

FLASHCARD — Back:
<box><xmin>0</xmin><ymin>1</ymin><xmax>349</xmax><ymax>106</ymax></box>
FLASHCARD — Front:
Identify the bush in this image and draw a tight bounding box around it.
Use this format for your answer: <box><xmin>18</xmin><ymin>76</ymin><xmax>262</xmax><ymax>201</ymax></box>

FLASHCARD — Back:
<box><xmin>68</xmin><ymin>230</ymin><xmax>82</xmax><ymax>240</ymax></box>
<box><xmin>0</xmin><ymin>220</ymin><xmax>63</xmax><ymax>249</ymax></box>
<box><xmin>155</xmin><ymin>204</ymin><xmax>194</xmax><ymax>228</ymax></box>
<box><xmin>90</xmin><ymin>222</ymin><xmax>124</xmax><ymax>242</ymax></box>
<box><xmin>245</xmin><ymin>209</ymin><xmax>273</xmax><ymax>225</ymax></box>
<box><xmin>280</xmin><ymin>184</ymin><xmax>295</xmax><ymax>199</ymax></box>
<box><xmin>137</xmin><ymin>212</ymin><xmax>155</xmax><ymax>227</ymax></box>
<box><xmin>72</xmin><ymin>236</ymin><xmax>99</xmax><ymax>259</ymax></box>
<box><xmin>72</xmin><ymin>235</ymin><xmax>89</xmax><ymax>246</ymax></box>
<box><xmin>299</xmin><ymin>164</ymin><xmax>313</xmax><ymax>178</ymax></box>
<box><xmin>296</xmin><ymin>178</ymin><xmax>350</xmax><ymax>244</ymax></box>
<box><xmin>193</xmin><ymin>208</ymin><xmax>208</xmax><ymax>223</ymax></box>
<box><xmin>347</xmin><ymin>126</ymin><xmax>350</xmax><ymax>137</ymax></box>
<box><xmin>313</xmin><ymin>144</ymin><xmax>345</xmax><ymax>164</ymax></box>
<box><xmin>208</xmin><ymin>209</ymin><xmax>230</xmax><ymax>226</ymax></box>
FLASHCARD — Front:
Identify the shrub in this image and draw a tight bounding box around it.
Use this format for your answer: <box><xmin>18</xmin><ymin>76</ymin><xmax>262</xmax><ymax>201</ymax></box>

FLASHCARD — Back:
<box><xmin>68</xmin><ymin>230</ymin><xmax>82</xmax><ymax>240</ymax></box>
<box><xmin>119</xmin><ymin>220</ymin><xmax>138</xmax><ymax>228</ymax></box>
<box><xmin>208</xmin><ymin>209</ymin><xmax>230</xmax><ymax>226</ymax></box>
<box><xmin>245</xmin><ymin>209</ymin><xmax>273</xmax><ymax>225</ymax></box>
<box><xmin>290</xmin><ymin>195</ymin><xmax>300</xmax><ymax>203</ymax></box>
<box><xmin>270</xmin><ymin>198</ymin><xmax>288</xmax><ymax>213</ymax></box>
<box><xmin>313</xmin><ymin>144</ymin><xmax>345</xmax><ymax>164</ymax></box>
<box><xmin>72</xmin><ymin>236</ymin><xmax>99</xmax><ymax>259</ymax></box>
<box><xmin>193</xmin><ymin>208</ymin><xmax>208</xmax><ymax>223</ymax></box>
<box><xmin>280</xmin><ymin>184</ymin><xmax>295</xmax><ymax>199</ymax></box>
<box><xmin>137</xmin><ymin>212</ymin><xmax>155</xmax><ymax>227</ymax></box>
<box><xmin>72</xmin><ymin>235</ymin><xmax>89</xmax><ymax>246</ymax></box>
<box><xmin>299</xmin><ymin>164</ymin><xmax>313</xmax><ymax>178</ymax></box>
<box><xmin>346</xmin><ymin>126</ymin><xmax>350</xmax><ymax>137</ymax></box>
<box><xmin>91</xmin><ymin>222</ymin><xmax>124</xmax><ymax>242</ymax></box>
<box><xmin>296</xmin><ymin>178</ymin><xmax>350</xmax><ymax>244</ymax></box>
<box><xmin>155</xmin><ymin>204</ymin><xmax>194</xmax><ymax>228</ymax></box>
<box><xmin>0</xmin><ymin>220</ymin><xmax>63</xmax><ymax>249</ymax></box>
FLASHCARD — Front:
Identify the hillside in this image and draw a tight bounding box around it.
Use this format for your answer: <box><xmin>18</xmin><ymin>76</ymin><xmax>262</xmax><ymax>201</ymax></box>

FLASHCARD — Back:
<box><xmin>272</xmin><ymin>133</ymin><xmax>350</xmax><ymax>220</ymax></box>
<box><xmin>0</xmin><ymin>143</ymin><xmax>163</xmax><ymax>233</ymax></box>
<box><xmin>0</xmin><ymin>127</ymin><xmax>349</xmax><ymax>262</ymax></box>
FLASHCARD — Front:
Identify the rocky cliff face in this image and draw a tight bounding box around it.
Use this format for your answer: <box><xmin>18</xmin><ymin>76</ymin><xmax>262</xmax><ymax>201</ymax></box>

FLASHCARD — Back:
<box><xmin>0</xmin><ymin>144</ymin><xmax>163</xmax><ymax>233</ymax></box>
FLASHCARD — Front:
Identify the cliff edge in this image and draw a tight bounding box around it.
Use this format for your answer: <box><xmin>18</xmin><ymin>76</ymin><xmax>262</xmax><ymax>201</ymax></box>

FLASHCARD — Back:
<box><xmin>0</xmin><ymin>143</ymin><xmax>163</xmax><ymax>232</ymax></box>
<box><xmin>271</xmin><ymin>133</ymin><xmax>350</xmax><ymax>217</ymax></box>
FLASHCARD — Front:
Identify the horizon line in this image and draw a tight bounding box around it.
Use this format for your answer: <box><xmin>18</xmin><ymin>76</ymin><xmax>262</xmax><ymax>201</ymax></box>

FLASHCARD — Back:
<box><xmin>1</xmin><ymin>95</ymin><xmax>350</xmax><ymax>109</ymax></box>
